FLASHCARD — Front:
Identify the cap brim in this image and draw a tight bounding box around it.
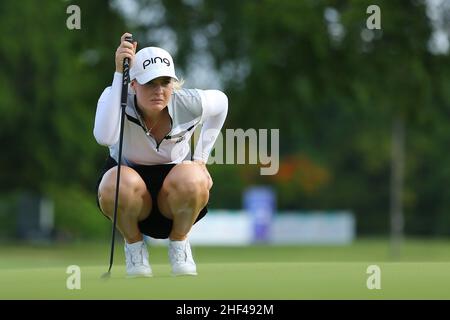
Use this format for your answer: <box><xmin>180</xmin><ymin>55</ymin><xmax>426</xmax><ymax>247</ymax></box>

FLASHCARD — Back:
<box><xmin>134</xmin><ymin>69</ymin><xmax>178</xmax><ymax>84</ymax></box>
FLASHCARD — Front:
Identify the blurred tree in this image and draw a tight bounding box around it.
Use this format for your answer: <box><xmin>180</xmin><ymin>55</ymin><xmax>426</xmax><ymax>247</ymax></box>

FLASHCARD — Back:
<box><xmin>0</xmin><ymin>0</ymin><xmax>129</xmax><ymax>238</ymax></box>
<box><xmin>339</xmin><ymin>0</ymin><xmax>440</xmax><ymax>254</ymax></box>
<box><xmin>0</xmin><ymin>0</ymin><xmax>127</xmax><ymax>193</ymax></box>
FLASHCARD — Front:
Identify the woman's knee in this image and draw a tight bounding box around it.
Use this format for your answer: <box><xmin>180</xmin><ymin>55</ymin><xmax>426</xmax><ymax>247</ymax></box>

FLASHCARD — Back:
<box><xmin>165</xmin><ymin>175</ymin><xmax>210</xmax><ymax>204</ymax></box>
<box><xmin>98</xmin><ymin>166</ymin><xmax>149</xmax><ymax>206</ymax></box>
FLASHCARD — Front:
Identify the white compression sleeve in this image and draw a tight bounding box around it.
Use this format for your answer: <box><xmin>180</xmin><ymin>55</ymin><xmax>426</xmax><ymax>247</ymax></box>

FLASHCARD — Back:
<box><xmin>193</xmin><ymin>90</ymin><xmax>228</xmax><ymax>163</ymax></box>
<box><xmin>93</xmin><ymin>72</ymin><xmax>123</xmax><ymax>146</ymax></box>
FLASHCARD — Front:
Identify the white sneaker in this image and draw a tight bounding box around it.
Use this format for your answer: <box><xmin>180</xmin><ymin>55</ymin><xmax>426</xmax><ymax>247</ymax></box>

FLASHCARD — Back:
<box><xmin>168</xmin><ymin>239</ymin><xmax>197</xmax><ymax>276</ymax></box>
<box><xmin>124</xmin><ymin>240</ymin><xmax>152</xmax><ymax>278</ymax></box>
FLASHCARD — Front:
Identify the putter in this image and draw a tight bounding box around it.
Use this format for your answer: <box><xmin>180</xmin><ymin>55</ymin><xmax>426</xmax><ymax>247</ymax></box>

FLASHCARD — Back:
<box><xmin>101</xmin><ymin>35</ymin><xmax>134</xmax><ymax>280</ymax></box>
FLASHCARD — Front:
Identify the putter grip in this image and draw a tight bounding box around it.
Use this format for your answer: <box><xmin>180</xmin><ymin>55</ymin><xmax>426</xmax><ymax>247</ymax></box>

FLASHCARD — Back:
<box><xmin>123</xmin><ymin>36</ymin><xmax>133</xmax><ymax>83</ymax></box>
<box><xmin>121</xmin><ymin>36</ymin><xmax>134</xmax><ymax>105</ymax></box>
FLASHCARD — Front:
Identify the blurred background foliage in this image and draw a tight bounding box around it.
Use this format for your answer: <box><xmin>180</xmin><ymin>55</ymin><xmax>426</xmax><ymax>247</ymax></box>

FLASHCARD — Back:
<box><xmin>0</xmin><ymin>0</ymin><xmax>449</xmax><ymax>239</ymax></box>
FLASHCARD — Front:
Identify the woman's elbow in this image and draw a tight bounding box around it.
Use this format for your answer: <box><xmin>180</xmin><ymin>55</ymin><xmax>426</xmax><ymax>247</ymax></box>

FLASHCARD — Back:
<box><xmin>217</xmin><ymin>90</ymin><xmax>229</xmax><ymax>113</ymax></box>
<box><xmin>93</xmin><ymin>127</ymin><xmax>116</xmax><ymax>146</ymax></box>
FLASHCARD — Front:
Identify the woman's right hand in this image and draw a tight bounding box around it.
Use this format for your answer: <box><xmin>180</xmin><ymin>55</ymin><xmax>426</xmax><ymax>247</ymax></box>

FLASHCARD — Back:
<box><xmin>115</xmin><ymin>33</ymin><xmax>137</xmax><ymax>73</ymax></box>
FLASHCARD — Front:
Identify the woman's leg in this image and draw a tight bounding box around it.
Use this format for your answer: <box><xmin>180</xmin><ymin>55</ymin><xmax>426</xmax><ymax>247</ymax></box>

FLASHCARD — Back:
<box><xmin>98</xmin><ymin>166</ymin><xmax>152</xmax><ymax>243</ymax></box>
<box><xmin>157</xmin><ymin>161</ymin><xmax>212</xmax><ymax>241</ymax></box>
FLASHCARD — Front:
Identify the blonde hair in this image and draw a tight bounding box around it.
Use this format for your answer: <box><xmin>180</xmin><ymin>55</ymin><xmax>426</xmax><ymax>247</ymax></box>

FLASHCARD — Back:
<box><xmin>172</xmin><ymin>78</ymin><xmax>185</xmax><ymax>90</ymax></box>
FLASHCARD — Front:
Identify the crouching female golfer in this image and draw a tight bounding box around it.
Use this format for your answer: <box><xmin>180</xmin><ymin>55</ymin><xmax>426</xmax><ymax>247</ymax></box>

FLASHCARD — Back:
<box><xmin>93</xmin><ymin>33</ymin><xmax>228</xmax><ymax>277</ymax></box>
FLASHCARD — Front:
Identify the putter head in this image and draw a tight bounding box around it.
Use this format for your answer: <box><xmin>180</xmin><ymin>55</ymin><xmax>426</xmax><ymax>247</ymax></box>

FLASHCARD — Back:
<box><xmin>101</xmin><ymin>271</ymin><xmax>111</xmax><ymax>280</ymax></box>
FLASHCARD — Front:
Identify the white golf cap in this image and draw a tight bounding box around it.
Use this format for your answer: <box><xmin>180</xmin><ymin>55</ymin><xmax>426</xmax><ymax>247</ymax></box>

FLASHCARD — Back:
<box><xmin>130</xmin><ymin>47</ymin><xmax>178</xmax><ymax>84</ymax></box>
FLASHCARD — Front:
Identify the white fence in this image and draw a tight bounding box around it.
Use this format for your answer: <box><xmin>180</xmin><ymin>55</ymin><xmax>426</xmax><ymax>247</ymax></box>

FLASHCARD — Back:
<box><xmin>147</xmin><ymin>210</ymin><xmax>355</xmax><ymax>246</ymax></box>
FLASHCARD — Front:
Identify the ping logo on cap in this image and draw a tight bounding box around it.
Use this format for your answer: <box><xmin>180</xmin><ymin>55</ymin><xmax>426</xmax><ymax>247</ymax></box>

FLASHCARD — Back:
<box><xmin>143</xmin><ymin>57</ymin><xmax>171</xmax><ymax>69</ymax></box>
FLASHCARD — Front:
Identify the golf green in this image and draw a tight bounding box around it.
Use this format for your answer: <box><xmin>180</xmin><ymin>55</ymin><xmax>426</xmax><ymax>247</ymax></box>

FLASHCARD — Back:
<box><xmin>1</xmin><ymin>240</ymin><xmax>450</xmax><ymax>299</ymax></box>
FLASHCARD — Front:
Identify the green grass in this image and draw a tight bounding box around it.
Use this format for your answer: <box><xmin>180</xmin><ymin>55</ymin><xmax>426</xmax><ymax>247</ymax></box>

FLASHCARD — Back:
<box><xmin>1</xmin><ymin>238</ymin><xmax>450</xmax><ymax>299</ymax></box>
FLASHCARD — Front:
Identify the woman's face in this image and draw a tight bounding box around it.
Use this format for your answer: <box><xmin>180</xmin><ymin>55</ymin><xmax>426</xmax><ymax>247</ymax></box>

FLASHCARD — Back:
<box><xmin>131</xmin><ymin>76</ymin><xmax>173</xmax><ymax>114</ymax></box>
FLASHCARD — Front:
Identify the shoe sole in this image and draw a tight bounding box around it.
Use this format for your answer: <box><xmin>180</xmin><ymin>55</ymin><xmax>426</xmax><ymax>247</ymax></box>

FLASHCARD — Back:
<box><xmin>172</xmin><ymin>272</ymin><xmax>198</xmax><ymax>277</ymax></box>
<box><xmin>126</xmin><ymin>273</ymin><xmax>153</xmax><ymax>279</ymax></box>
